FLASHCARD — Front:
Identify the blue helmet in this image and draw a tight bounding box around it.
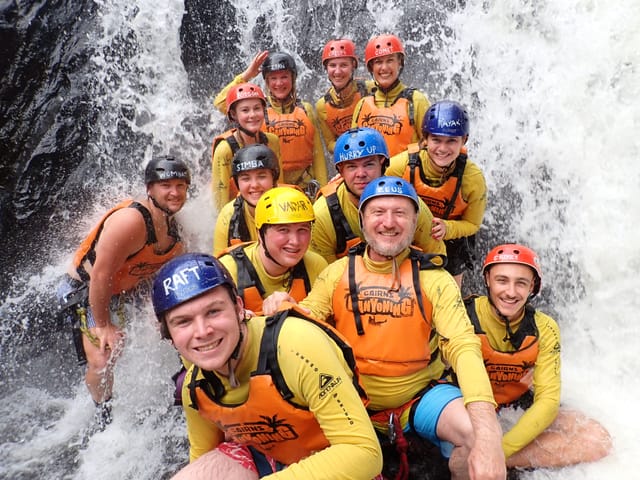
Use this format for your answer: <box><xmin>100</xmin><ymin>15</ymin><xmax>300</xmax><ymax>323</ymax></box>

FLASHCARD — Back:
<box><xmin>422</xmin><ymin>100</ymin><xmax>470</xmax><ymax>137</ymax></box>
<box><xmin>152</xmin><ymin>253</ymin><xmax>237</xmax><ymax>318</ymax></box>
<box><xmin>358</xmin><ymin>176</ymin><xmax>420</xmax><ymax>214</ymax></box>
<box><xmin>334</xmin><ymin>127</ymin><xmax>389</xmax><ymax>169</ymax></box>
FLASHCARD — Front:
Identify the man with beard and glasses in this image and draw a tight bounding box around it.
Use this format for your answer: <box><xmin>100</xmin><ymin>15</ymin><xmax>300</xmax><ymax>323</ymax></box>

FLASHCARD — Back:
<box><xmin>269</xmin><ymin>177</ymin><xmax>506</xmax><ymax>480</ymax></box>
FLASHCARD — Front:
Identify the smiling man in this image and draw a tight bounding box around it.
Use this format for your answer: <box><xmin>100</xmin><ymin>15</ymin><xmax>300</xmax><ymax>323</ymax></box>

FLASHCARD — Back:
<box><xmin>464</xmin><ymin>244</ymin><xmax>611</xmax><ymax>469</ymax></box>
<box><xmin>152</xmin><ymin>253</ymin><xmax>383</xmax><ymax>479</ymax></box>
<box><xmin>284</xmin><ymin>177</ymin><xmax>506</xmax><ymax>480</ymax></box>
<box><xmin>310</xmin><ymin>127</ymin><xmax>445</xmax><ymax>265</ymax></box>
<box><xmin>57</xmin><ymin>156</ymin><xmax>190</xmax><ymax>427</ymax></box>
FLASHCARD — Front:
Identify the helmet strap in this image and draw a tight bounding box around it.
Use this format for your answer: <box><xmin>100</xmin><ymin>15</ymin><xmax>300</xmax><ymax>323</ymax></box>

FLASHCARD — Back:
<box><xmin>237</xmin><ymin>125</ymin><xmax>259</xmax><ymax>140</ymax></box>
<box><xmin>259</xmin><ymin>228</ymin><xmax>286</xmax><ymax>269</ymax></box>
<box><xmin>148</xmin><ymin>193</ymin><xmax>174</xmax><ymax>217</ymax></box>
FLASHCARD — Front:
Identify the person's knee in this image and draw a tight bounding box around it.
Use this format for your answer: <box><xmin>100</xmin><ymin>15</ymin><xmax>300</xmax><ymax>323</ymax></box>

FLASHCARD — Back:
<box><xmin>437</xmin><ymin>398</ymin><xmax>474</xmax><ymax>448</ymax></box>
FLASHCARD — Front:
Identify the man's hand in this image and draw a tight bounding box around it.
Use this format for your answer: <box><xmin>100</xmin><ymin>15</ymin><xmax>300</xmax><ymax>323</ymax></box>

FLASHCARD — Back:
<box><xmin>467</xmin><ymin>401</ymin><xmax>506</xmax><ymax>480</ymax></box>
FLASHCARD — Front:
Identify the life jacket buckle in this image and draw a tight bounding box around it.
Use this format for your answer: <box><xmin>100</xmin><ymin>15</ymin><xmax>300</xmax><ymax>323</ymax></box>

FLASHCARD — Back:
<box><xmin>388</xmin><ymin>412</ymin><xmax>397</xmax><ymax>443</ymax></box>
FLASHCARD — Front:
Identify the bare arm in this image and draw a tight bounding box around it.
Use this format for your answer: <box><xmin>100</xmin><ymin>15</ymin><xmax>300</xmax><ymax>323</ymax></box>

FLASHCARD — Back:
<box><xmin>89</xmin><ymin>207</ymin><xmax>147</xmax><ymax>351</ymax></box>
<box><xmin>467</xmin><ymin>401</ymin><xmax>506</xmax><ymax>480</ymax></box>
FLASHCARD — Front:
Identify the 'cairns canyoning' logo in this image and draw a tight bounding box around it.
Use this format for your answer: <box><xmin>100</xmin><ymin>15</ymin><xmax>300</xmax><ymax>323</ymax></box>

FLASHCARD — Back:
<box><xmin>345</xmin><ymin>283</ymin><xmax>416</xmax><ymax>324</ymax></box>
<box><xmin>224</xmin><ymin>415</ymin><xmax>299</xmax><ymax>447</ymax></box>
<box><xmin>360</xmin><ymin>113</ymin><xmax>403</xmax><ymax>135</ymax></box>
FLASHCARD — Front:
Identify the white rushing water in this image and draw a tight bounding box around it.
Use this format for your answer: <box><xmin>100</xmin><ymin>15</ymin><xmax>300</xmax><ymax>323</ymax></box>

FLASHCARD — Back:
<box><xmin>1</xmin><ymin>0</ymin><xmax>638</xmax><ymax>478</ymax></box>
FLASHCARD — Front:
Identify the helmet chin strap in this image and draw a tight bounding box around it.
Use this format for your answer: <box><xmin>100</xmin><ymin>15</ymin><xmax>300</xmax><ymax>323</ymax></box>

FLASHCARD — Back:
<box><xmin>226</xmin><ymin>313</ymin><xmax>246</xmax><ymax>388</ymax></box>
<box><xmin>259</xmin><ymin>229</ymin><xmax>286</xmax><ymax>268</ymax></box>
<box><xmin>149</xmin><ymin>194</ymin><xmax>174</xmax><ymax>217</ymax></box>
<box><xmin>486</xmin><ymin>286</ymin><xmax>524</xmax><ymax>345</ymax></box>
<box><xmin>237</xmin><ymin>124</ymin><xmax>260</xmax><ymax>139</ymax></box>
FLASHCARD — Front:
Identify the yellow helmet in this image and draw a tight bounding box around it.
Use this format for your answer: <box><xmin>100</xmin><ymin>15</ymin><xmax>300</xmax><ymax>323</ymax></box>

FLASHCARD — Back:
<box><xmin>255</xmin><ymin>186</ymin><xmax>315</xmax><ymax>229</ymax></box>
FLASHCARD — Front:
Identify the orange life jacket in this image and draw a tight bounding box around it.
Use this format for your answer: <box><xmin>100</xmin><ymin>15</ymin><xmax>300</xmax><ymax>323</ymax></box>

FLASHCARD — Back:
<box><xmin>263</xmin><ymin>103</ymin><xmax>315</xmax><ymax>173</ymax></box>
<box><xmin>353</xmin><ymin>88</ymin><xmax>416</xmax><ymax>157</ymax></box>
<box><xmin>323</xmin><ymin>80</ymin><xmax>369</xmax><ymax>139</ymax></box>
<box><xmin>212</xmin><ymin>129</ymin><xmax>272</xmax><ymax>201</ymax></box>
<box><xmin>72</xmin><ymin>200</ymin><xmax>182</xmax><ymax>295</ymax></box>
<box><xmin>186</xmin><ymin>308</ymin><xmax>366</xmax><ymax>465</ymax></box>
<box><xmin>317</xmin><ymin>179</ymin><xmax>362</xmax><ymax>258</ymax></box>
<box><xmin>332</xmin><ymin>244</ymin><xmax>444</xmax><ymax>377</ymax></box>
<box><xmin>465</xmin><ymin>296</ymin><xmax>539</xmax><ymax>405</ymax></box>
<box><xmin>218</xmin><ymin>243</ymin><xmax>311</xmax><ymax>315</ymax></box>
<box><xmin>404</xmin><ymin>145</ymin><xmax>468</xmax><ymax>219</ymax></box>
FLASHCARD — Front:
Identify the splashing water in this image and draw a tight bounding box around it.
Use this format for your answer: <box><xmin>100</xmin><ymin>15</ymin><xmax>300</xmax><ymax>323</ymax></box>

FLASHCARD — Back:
<box><xmin>1</xmin><ymin>0</ymin><xmax>638</xmax><ymax>478</ymax></box>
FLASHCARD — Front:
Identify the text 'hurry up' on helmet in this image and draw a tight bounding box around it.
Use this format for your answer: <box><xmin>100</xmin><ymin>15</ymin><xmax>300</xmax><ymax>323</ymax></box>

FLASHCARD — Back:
<box><xmin>423</xmin><ymin>100</ymin><xmax>470</xmax><ymax>138</ymax></box>
<box><xmin>358</xmin><ymin>176</ymin><xmax>420</xmax><ymax>214</ymax></box>
<box><xmin>364</xmin><ymin>34</ymin><xmax>405</xmax><ymax>71</ymax></box>
<box><xmin>255</xmin><ymin>186</ymin><xmax>314</xmax><ymax>229</ymax></box>
<box><xmin>231</xmin><ymin>144</ymin><xmax>280</xmax><ymax>186</ymax></box>
<box><xmin>261</xmin><ymin>52</ymin><xmax>297</xmax><ymax>79</ymax></box>
<box><xmin>152</xmin><ymin>253</ymin><xmax>238</xmax><ymax>319</ymax></box>
<box><xmin>225</xmin><ymin>83</ymin><xmax>267</xmax><ymax>120</ymax></box>
<box><xmin>482</xmin><ymin>244</ymin><xmax>542</xmax><ymax>296</ymax></box>
<box><xmin>334</xmin><ymin>127</ymin><xmax>389</xmax><ymax>169</ymax></box>
<box><xmin>322</xmin><ymin>39</ymin><xmax>358</xmax><ymax>67</ymax></box>
<box><xmin>145</xmin><ymin>156</ymin><xmax>191</xmax><ymax>185</ymax></box>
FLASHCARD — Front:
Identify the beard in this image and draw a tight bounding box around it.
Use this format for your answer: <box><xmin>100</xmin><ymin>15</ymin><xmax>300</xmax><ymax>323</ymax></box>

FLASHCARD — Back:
<box><xmin>363</xmin><ymin>227</ymin><xmax>414</xmax><ymax>258</ymax></box>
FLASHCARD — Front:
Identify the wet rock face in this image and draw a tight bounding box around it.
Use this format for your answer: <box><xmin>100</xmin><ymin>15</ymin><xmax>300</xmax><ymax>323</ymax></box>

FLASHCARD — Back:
<box><xmin>0</xmin><ymin>0</ymin><xmax>97</xmax><ymax>279</ymax></box>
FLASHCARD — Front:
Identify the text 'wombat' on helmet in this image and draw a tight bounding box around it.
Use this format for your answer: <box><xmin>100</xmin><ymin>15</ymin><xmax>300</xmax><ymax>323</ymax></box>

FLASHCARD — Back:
<box><xmin>145</xmin><ymin>156</ymin><xmax>191</xmax><ymax>185</ymax></box>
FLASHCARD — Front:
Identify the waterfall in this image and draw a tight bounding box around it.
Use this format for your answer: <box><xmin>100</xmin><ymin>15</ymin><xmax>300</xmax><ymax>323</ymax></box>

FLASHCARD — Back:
<box><xmin>1</xmin><ymin>0</ymin><xmax>637</xmax><ymax>478</ymax></box>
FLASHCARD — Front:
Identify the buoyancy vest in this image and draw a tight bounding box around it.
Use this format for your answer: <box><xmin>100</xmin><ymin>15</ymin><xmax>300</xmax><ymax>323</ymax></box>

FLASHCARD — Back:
<box><xmin>220</xmin><ymin>243</ymin><xmax>311</xmax><ymax>314</ymax></box>
<box><xmin>332</xmin><ymin>244</ymin><xmax>444</xmax><ymax>377</ymax></box>
<box><xmin>72</xmin><ymin>200</ymin><xmax>182</xmax><ymax>295</ymax></box>
<box><xmin>186</xmin><ymin>308</ymin><xmax>366</xmax><ymax>465</ymax></box>
<box><xmin>354</xmin><ymin>88</ymin><xmax>416</xmax><ymax>157</ymax></box>
<box><xmin>464</xmin><ymin>296</ymin><xmax>540</xmax><ymax>405</ymax></box>
<box><xmin>317</xmin><ymin>179</ymin><xmax>361</xmax><ymax>258</ymax></box>
<box><xmin>227</xmin><ymin>196</ymin><xmax>252</xmax><ymax>248</ymax></box>
<box><xmin>213</xmin><ymin>129</ymin><xmax>272</xmax><ymax>201</ymax></box>
<box><xmin>404</xmin><ymin>145</ymin><xmax>468</xmax><ymax>219</ymax></box>
<box><xmin>323</xmin><ymin>80</ymin><xmax>369</xmax><ymax>138</ymax></box>
<box><xmin>264</xmin><ymin>102</ymin><xmax>315</xmax><ymax>173</ymax></box>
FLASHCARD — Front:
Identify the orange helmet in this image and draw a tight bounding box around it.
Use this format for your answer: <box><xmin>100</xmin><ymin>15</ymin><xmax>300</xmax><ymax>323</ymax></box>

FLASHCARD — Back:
<box><xmin>225</xmin><ymin>83</ymin><xmax>266</xmax><ymax>120</ymax></box>
<box><xmin>483</xmin><ymin>244</ymin><xmax>542</xmax><ymax>296</ymax></box>
<box><xmin>322</xmin><ymin>39</ymin><xmax>358</xmax><ymax>67</ymax></box>
<box><xmin>364</xmin><ymin>34</ymin><xmax>405</xmax><ymax>70</ymax></box>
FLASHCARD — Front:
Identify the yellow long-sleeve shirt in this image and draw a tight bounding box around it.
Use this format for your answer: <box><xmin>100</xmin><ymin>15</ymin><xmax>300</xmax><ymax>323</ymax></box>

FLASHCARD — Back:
<box><xmin>214</xmin><ymin>74</ymin><xmax>328</xmax><ymax>188</ymax></box>
<box><xmin>212</xmin><ymin>197</ymin><xmax>259</xmax><ymax>256</ymax></box>
<box><xmin>315</xmin><ymin>79</ymin><xmax>376</xmax><ymax>154</ymax></box>
<box><xmin>219</xmin><ymin>242</ymin><xmax>328</xmax><ymax>307</ymax></box>
<box><xmin>182</xmin><ymin>315</ymin><xmax>383</xmax><ymax>478</ymax></box>
<box><xmin>310</xmin><ymin>180</ymin><xmax>446</xmax><ymax>264</ymax></box>
<box><xmin>386</xmin><ymin>149</ymin><xmax>487</xmax><ymax>239</ymax></box>
<box><xmin>470</xmin><ymin>295</ymin><xmax>561</xmax><ymax>458</ymax></box>
<box><xmin>351</xmin><ymin>81</ymin><xmax>430</xmax><ymax>156</ymax></box>
<box><xmin>211</xmin><ymin>130</ymin><xmax>282</xmax><ymax>212</ymax></box>
<box><xmin>299</xmin><ymin>247</ymin><xmax>496</xmax><ymax>414</ymax></box>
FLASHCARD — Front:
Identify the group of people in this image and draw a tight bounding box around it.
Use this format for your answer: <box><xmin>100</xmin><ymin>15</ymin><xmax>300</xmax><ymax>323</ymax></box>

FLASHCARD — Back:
<box><xmin>57</xmin><ymin>32</ymin><xmax>612</xmax><ymax>480</ymax></box>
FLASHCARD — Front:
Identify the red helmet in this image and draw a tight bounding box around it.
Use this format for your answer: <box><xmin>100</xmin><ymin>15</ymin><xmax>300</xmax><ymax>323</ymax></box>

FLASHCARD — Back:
<box><xmin>225</xmin><ymin>83</ymin><xmax>266</xmax><ymax>119</ymax></box>
<box><xmin>322</xmin><ymin>39</ymin><xmax>358</xmax><ymax>67</ymax></box>
<box><xmin>364</xmin><ymin>34</ymin><xmax>405</xmax><ymax>70</ymax></box>
<box><xmin>482</xmin><ymin>244</ymin><xmax>542</xmax><ymax>296</ymax></box>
